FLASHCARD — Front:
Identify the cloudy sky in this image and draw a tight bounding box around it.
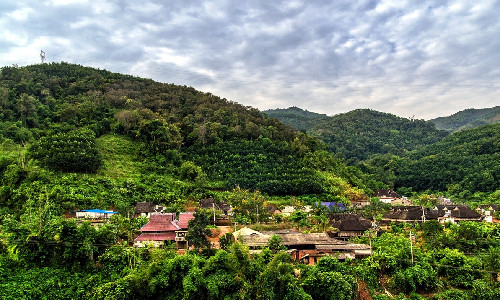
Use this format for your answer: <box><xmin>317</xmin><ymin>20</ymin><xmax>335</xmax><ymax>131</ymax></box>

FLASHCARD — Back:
<box><xmin>1</xmin><ymin>0</ymin><xmax>499</xmax><ymax>119</ymax></box>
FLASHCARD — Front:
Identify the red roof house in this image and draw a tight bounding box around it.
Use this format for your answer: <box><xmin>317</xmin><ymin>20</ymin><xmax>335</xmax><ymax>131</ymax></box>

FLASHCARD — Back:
<box><xmin>177</xmin><ymin>212</ymin><xmax>195</xmax><ymax>230</ymax></box>
<box><xmin>134</xmin><ymin>213</ymin><xmax>180</xmax><ymax>247</ymax></box>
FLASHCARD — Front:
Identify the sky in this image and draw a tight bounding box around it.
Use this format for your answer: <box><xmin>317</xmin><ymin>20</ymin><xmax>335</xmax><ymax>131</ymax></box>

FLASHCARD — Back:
<box><xmin>1</xmin><ymin>0</ymin><xmax>499</xmax><ymax>120</ymax></box>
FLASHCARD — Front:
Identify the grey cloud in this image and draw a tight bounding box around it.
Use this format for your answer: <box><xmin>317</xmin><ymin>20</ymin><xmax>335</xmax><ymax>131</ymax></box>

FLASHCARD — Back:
<box><xmin>1</xmin><ymin>0</ymin><xmax>499</xmax><ymax>119</ymax></box>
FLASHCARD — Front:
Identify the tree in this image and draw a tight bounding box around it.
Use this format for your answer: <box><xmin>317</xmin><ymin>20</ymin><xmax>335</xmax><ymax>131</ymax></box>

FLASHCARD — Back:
<box><xmin>363</xmin><ymin>197</ymin><xmax>391</xmax><ymax>223</ymax></box>
<box><xmin>227</xmin><ymin>187</ymin><xmax>269</xmax><ymax>224</ymax></box>
<box><xmin>289</xmin><ymin>211</ymin><xmax>310</xmax><ymax>229</ymax></box>
<box><xmin>302</xmin><ymin>269</ymin><xmax>357</xmax><ymax>300</ymax></box>
<box><xmin>28</xmin><ymin>128</ymin><xmax>102</xmax><ymax>173</ymax></box>
<box><xmin>186</xmin><ymin>209</ymin><xmax>213</xmax><ymax>249</ymax></box>
<box><xmin>268</xmin><ymin>235</ymin><xmax>286</xmax><ymax>253</ymax></box>
<box><xmin>255</xmin><ymin>252</ymin><xmax>312</xmax><ymax>300</ymax></box>
<box><xmin>136</xmin><ymin>119</ymin><xmax>182</xmax><ymax>154</ymax></box>
<box><xmin>219</xmin><ymin>232</ymin><xmax>234</xmax><ymax>250</ymax></box>
<box><xmin>392</xmin><ymin>262</ymin><xmax>438</xmax><ymax>293</ymax></box>
<box><xmin>311</xmin><ymin>203</ymin><xmax>330</xmax><ymax>232</ymax></box>
<box><xmin>179</xmin><ymin>161</ymin><xmax>204</xmax><ymax>182</ymax></box>
<box><xmin>422</xmin><ymin>220</ymin><xmax>443</xmax><ymax>248</ymax></box>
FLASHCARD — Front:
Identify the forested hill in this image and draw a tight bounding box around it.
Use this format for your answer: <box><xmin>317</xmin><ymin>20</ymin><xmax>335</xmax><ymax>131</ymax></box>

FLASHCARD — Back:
<box><xmin>430</xmin><ymin>106</ymin><xmax>500</xmax><ymax>132</ymax></box>
<box><xmin>262</xmin><ymin>107</ymin><xmax>329</xmax><ymax>131</ymax></box>
<box><xmin>308</xmin><ymin>109</ymin><xmax>448</xmax><ymax>163</ymax></box>
<box><xmin>0</xmin><ymin>62</ymin><xmax>298</xmax><ymax>144</ymax></box>
<box><xmin>0</xmin><ymin>63</ymin><xmax>381</xmax><ymax>215</ymax></box>
<box><xmin>389</xmin><ymin>122</ymin><xmax>500</xmax><ymax>200</ymax></box>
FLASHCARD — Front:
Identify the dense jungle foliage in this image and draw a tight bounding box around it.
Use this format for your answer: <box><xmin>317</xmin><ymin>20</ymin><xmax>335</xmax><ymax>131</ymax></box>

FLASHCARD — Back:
<box><xmin>2</xmin><ymin>215</ymin><xmax>500</xmax><ymax>299</ymax></box>
<box><xmin>308</xmin><ymin>109</ymin><xmax>449</xmax><ymax>163</ymax></box>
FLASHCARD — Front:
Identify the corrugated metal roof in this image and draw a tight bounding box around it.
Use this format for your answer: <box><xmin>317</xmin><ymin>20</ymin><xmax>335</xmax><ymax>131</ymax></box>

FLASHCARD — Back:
<box><xmin>81</xmin><ymin>209</ymin><xmax>118</xmax><ymax>214</ymax></box>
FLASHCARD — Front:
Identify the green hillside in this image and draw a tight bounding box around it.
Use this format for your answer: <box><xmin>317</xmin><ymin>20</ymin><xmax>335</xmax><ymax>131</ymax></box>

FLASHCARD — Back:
<box><xmin>430</xmin><ymin>106</ymin><xmax>500</xmax><ymax>132</ymax></box>
<box><xmin>262</xmin><ymin>106</ymin><xmax>329</xmax><ymax>131</ymax></box>
<box><xmin>308</xmin><ymin>109</ymin><xmax>448</xmax><ymax>163</ymax></box>
<box><xmin>0</xmin><ymin>63</ymin><xmax>380</xmax><ymax>216</ymax></box>
<box><xmin>1</xmin><ymin>64</ymin><xmax>500</xmax><ymax>300</ymax></box>
<box><xmin>382</xmin><ymin>123</ymin><xmax>500</xmax><ymax>202</ymax></box>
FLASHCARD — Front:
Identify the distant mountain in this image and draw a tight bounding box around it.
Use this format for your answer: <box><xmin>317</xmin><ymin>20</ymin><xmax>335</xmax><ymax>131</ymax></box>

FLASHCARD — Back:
<box><xmin>430</xmin><ymin>106</ymin><xmax>500</xmax><ymax>132</ymax></box>
<box><xmin>266</xmin><ymin>107</ymin><xmax>449</xmax><ymax>163</ymax></box>
<box><xmin>309</xmin><ymin>109</ymin><xmax>448</xmax><ymax>162</ymax></box>
<box><xmin>262</xmin><ymin>107</ymin><xmax>329</xmax><ymax>131</ymax></box>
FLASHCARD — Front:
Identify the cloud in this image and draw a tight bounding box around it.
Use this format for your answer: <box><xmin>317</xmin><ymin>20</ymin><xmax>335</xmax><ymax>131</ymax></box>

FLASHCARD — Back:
<box><xmin>1</xmin><ymin>0</ymin><xmax>499</xmax><ymax>119</ymax></box>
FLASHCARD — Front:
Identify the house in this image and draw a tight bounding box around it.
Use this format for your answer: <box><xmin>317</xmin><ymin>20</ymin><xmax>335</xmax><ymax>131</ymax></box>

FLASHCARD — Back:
<box><xmin>391</xmin><ymin>197</ymin><xmax>412</xmax><ymax>206</ymax></box>
<box><xmin>281</xmin><ymin>205</ymin><xmax>312</xmax><ymax>217</ymax></box>
<box><xmin>476</xmin><ymin>205</ymin><xmax>498</xmax><ymax>223</ymax></box>
<box><xmin>350</xmin><ymin>197</ymin><xmax>370</xmax><ymax>208</ymax></box>
<box><xmin>75</xmin><ymin>209</ymin><xmax>118</xmax><ymax>220</ymax></box>
<box><xmin>374</xmin><ymin>189</ymin><xmax>401</xmax><ymax>204</ymax></box>
<box><xmin>434</xmin><ymin>205</ymin><xmax>482</xmax><ymax>223</ymax></box>
<box><xmin>134</xmin><ymin>213</ymin><xmax>196</xmax><ymax>248</ymax></box>
<box><xmin>266</xmin><ymin>205</ymin><xmax>282</xmax><ymax>215</ymax></box>
<box><xmin>437</xmin><ymin>196</ymin><xmax>453</xmax><ymax>205</ymax></box>
<box><xmin>381</xmin><ymin>206</ymin><xmax>439</xmax><ymax>226</ymax></box>
<box><xmin>134</xmin><ymin>213</ymin><xmax>179</xmax><ymax>247</ymax></box>
<box><xmin>329</xmin><ymin>214</ymin><xmax>373</xmax><ymax>239</ymax></box>
<box><xmin>174</xmin><ymin>212</ymin><xmax>195</xmax><ymax>249</ymax></box>
<box><xmin>239</xmin><ymin>230</ymin><xmax>371</xmax><ymax>264</ymax></box>
<box><xmin>134</xmin><ymin>201</ymin><xmax>165</xmax><ymax>218</ymax></box>
<box><xmin>233</xmin><ymin>227</ymin><xmax>265</xmax><ymax>241</ymax></box>
<box><xmin>199</xmin><ymin>198</ymin><xmax>232</xmax><ymax>216</ymax></box>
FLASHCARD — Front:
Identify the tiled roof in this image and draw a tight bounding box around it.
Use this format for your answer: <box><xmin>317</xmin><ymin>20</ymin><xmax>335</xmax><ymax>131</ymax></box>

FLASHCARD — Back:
<box><xmin>479</xmin><ymin>204</ymin><xmax>498</xmax><ymax>211</ymax></box>
<box><xmin>135</xmin><ymin>232</ymin><xmax>176</xmax><ymax>241</ymax></box>
<box><xmin>450</xmin><ymin>205</ymin><xmax>481</xmax><ymax>218</ymax></box>
<box><xmin>281</xmin><ymin>233</ymin><xmax>345</xmax><ymax>246</ymax></box>
<box><xmin>199</xmin><ymin>198</ymin><xmax>231</xmax><ymax>212</ymax></box>
<box><xmin>330</xmin><ymin>215</ymin><xmax>372</xmax><ymax>231</ymax></box>
<box><xmin>321</xmin><ymin>202</ymin><xmax>345</xmax><ymax>210</ymax></box>
<box><xmin>383</xmin><ymin>206</ymin><xmax>439</xmax><ymax>220</ymax></box>
<box><xmin>134</xmin><ymin>202</ymin><xmax>155</xmax><ymax>213</ymax></box>
<box><xmin>242</xmin><ymin>232</ymin><xmax>371</xmax><ymax>251</ymax></box>
<box><xmin>267</xmin><ymin>205</ymin><xmax>281</xmax><ymax>214</ymax></box>
<box><xmin>374</xmin><ymin>189</ymin><xmax>401</xmax><ymax>199</ymax></box>
<box><xmin>134</xmin><ymin>202</ymin><xmax>164</xmax><ymax>214</ymax></box>
<box><xmin>177</xmin><ymin>212</ymin><xmax>195</xmax><ymax>229</ymax></box>
<box><xmin>140</xmin><ymin>213</ymin><xmax>180</xmax><ymax>232</ymax></box>
<box><xmin>433</xmin><ymin>205</ymin><xmax>482</xmax><ymax>219</ymax></box>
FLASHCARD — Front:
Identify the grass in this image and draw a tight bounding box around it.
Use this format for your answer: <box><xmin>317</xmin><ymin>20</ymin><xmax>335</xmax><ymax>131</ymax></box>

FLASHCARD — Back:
<box><xmin>95</xmin><ymin>134</ymin><xmax>143</xmax><ymax>179</ymax></box>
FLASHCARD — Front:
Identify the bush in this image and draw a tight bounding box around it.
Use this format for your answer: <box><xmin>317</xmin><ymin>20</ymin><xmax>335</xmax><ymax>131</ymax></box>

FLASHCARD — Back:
<box><xmin>392</xmin><ymin>262</ymin><xmax>438</xmax><ymax>293</ymax></box>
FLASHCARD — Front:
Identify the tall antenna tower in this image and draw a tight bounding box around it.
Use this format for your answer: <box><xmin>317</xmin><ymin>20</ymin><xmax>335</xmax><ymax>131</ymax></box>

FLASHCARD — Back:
<box><xmin>40</xmin><ymin>50</ymin><xmax>46</xmax><ymax>64</ymax></box>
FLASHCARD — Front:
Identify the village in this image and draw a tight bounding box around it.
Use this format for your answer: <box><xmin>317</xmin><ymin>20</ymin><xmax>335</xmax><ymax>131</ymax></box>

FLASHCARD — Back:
<box><xmin>69</xmin><ymin>189</ymin><xmax>499</xmax><ymax>266</ymax></box>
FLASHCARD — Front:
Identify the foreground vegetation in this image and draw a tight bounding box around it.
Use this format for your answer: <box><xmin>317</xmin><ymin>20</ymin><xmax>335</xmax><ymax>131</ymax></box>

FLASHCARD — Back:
<box><xmin>1</xmin><ymin>213</ymin><xmax>500</xmax><ymax>299</ymax></box>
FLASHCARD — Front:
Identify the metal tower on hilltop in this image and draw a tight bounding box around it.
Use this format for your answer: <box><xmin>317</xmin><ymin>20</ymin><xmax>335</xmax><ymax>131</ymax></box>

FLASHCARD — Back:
<box><xmin>40</xmin><ymin>50</ymin><xmax>46</xmax><ymax>64</ymax></box>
